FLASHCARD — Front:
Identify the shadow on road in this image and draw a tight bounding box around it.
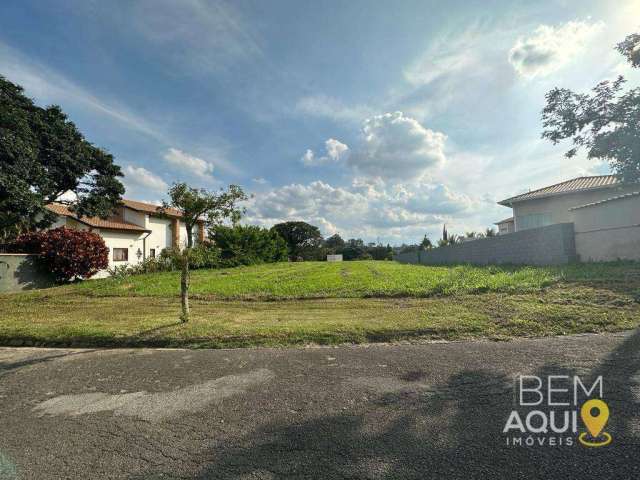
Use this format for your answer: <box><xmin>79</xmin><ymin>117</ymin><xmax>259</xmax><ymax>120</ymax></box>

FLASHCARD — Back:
<box><xmin>124</xmin><ymin>330</ymin><xmax>640</xmax><ymax>479</ymax></box>
<box><xmin>0</xmin><ymin>349</ymin><xmax>96</xmax><ymax>378</ymax></box>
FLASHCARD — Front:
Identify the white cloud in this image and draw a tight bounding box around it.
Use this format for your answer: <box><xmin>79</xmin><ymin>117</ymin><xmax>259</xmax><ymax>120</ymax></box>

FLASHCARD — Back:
<box><xmin>122</xmin><ymin>165</ymin><xmax>168</xmax><ymax>195</ymax></box>
<box><xmin>347</xmin><ymin>112</ymin><xmax>446</xmax><ymax>180</ymax></box>
<box><xmin>509</xmin><ymin>20</ymin><xmax>605</xmax><ymax>78</ymax></box>
<box><xmin>325</xmin><ymin>138</ymin><xmax>349</xmax><ymax>162</ymax></box>
<box><xmin>301</xmin><ymin>138</ymin><xmax>350</xmax><ymax>166</ymax></box>
<box><xmin>163</xmin><ymin>148</ymin><xmax>215</xmax><ymax>179</ymax></box>
<box><xmin>300</xmin><ymin>149</ymin><xmax>316</xmax><ymax>166</ymax></box>
<box><xmin>245</xmin><ymin>178</ymin><xmax>484</xmax><ymax>242</ymax></box>
<box><xmin>295</xmin><ymin>94</ymin><xmax>374</xmax><ymax>123</ymax></box>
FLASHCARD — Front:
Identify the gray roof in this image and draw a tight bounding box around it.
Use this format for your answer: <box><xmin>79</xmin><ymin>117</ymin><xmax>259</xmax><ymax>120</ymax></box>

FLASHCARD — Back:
<box><xmin>498</xmin><ymin>175</ymin><xmax>621</xmax><ymax>207</ymax></box>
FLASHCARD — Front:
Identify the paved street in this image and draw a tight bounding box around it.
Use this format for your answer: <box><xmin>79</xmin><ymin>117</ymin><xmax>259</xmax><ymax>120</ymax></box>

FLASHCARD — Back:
<box><xmin>1</xmin><ymin>332</ymin><xmax>639</xmax><ymax>479</ymax></box>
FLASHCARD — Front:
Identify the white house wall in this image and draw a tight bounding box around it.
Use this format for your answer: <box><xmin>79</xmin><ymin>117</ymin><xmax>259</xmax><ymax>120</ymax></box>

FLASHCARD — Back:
<box><xmin>512</xmin><ymin>184</ymin><xmax>639</xmax><ymax>231</ymax></box>
<box><xmin>146</xmin><ymin>216</ymin><xmax>173</xmax><ymax>255</ymax></box>
<box><xmin>47</xmin><ymin>209</ymin><xmax>200</xmax><ymax>278</ymax></box>
<box><xmin>570</xmin><ymin>194</ymin><xmax>640</xmax><ymax>262</ymax></box>
<box><xmin>99</xmin><ymin>229</ymin><xmax>146</xmax><ymax>269</ymax></box>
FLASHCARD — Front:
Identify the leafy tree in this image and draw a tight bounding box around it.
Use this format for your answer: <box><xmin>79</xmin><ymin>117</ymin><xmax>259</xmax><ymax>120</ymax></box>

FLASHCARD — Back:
<box><xmin>420</xmin><ymin>235</ymin><xmax>433</xmax><ymax>250</ymax></box>
<box><xmin>212</xmin><ymin>225</ymin><xmax>288</xmax><ymax>266</ymax></box>
<box><xmin>542</xmin><ymin>32</ymin><xmax>640</xmax><ymax>182</ymax></box>
<box><xmin>617</xmin><ymin>32</ymin><xmax>640</xmax><ymax>67</ymax></box>
<box><xmin>325</xmin><ymin>233</ymin><xmax>345</xmax><ymax>252</ymax></box>
<box><xmin>162</xmin><ymin>183</ymin><xmax>247</xmax><ymax>322</ymax></box>
<box><xmin>485</xmin><ymin>227</ymin><xmax>496</xmax><ymax>237</ymax></box>
<box><xmin>10</xmin><ymin>227</ymin><xmax>108</xmax><ymax>282</ymax></box>
<box><xmin>0</xmin><ymin>76</ymin><xmax>124</xmax><ymax>241</ymax></box>
<box><xmin>270</xmin><ymin>221</ymin><xmax>323</xmax><ymax>260</ymax></box>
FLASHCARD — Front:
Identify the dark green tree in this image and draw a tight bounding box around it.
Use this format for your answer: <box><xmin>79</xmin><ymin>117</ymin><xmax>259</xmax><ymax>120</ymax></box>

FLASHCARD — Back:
<box><xmin>162</xmin><ymin>182</ymin><xmax>247</xmax><ymax>322</ymax></box>
<box><xmin>325</xmin><ymin>233</ymin><xmax>345</xmax><ymax>252</ymax></box>
<box><xmin>542</xmin><ymin>32</ymin><xmax>640</xmax><ymax>182</ymax></box>
<box><xmin>270</xmin><ymin>221</ymin><xmax>323</xmax><ymax>260</ymax></box>
<box><xmin>211</xmin><ymin>224</ymin><xmax>288</xmax><ymax>265</ymax></box>
<box><xmin>420</xmin><ymin>235</ymin><xmax>433</xmax><ymax>250</ymax></box>
<box><xmin>0</xmin><ymin>76</ymin><xmax>124</xmax><ymax>241</ymax></box>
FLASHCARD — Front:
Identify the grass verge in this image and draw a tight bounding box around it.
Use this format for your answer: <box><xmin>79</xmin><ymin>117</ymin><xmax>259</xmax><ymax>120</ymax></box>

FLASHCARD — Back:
<box><xmin>1</xmin><ymin>281</ymin><xmax>638</xmax><ymax>348</ymax></box>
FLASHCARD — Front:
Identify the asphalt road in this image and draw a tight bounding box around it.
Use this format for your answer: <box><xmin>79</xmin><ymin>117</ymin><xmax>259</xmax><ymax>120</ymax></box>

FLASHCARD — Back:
<box><xmin>1</xmin><ymin>332</ymin><xmax>639</xmax><ymax>479</ymax></box>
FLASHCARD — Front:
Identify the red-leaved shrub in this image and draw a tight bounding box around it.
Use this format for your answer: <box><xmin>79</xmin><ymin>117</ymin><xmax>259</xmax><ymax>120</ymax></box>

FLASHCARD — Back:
<box><xmin>13</xmin><ymin>227</ymin><xmax>109</xmax><ymax>282</ymax></box>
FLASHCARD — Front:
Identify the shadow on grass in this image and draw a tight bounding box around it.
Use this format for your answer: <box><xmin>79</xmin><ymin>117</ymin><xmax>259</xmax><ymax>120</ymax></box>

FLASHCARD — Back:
<box><xmin>137</xmin><ymin>321</ymin><xmax>184</xmax><ymax>337</ymax></box>
<box><xmin>127</xmin><ymin>330</ymin><xmax>640</xmax><ymax>479</ymax></box>
<box><xmin>558</xmin><ymin>261</ymin><xmax>640</xmax><ymax>300</ymax></box>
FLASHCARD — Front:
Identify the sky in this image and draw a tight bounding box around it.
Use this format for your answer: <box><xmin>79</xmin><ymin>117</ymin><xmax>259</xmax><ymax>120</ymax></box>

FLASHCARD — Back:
<box><xmin>1</xmin><ymin>0</ymin><xmax>639</xmax><ymax>245</ymax></box>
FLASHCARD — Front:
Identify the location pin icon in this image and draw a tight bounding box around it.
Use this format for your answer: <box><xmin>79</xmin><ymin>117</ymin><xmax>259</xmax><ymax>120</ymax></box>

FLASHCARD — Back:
<box><xmin>581</xmin><ymin>399</ymin><xmax>609</xmax><ymax>438</ymax></box>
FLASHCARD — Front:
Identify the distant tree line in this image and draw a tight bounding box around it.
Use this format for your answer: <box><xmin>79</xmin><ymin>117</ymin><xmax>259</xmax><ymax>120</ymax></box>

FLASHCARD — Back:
<box><xmin>397</xmin><ymin>226</ymin><xmax>496</xmax><ymax>254</ymax></box>
<box><xmin>269</xmin><ymin>221</ymin><xmax>393</xmax><ymax>261</ymax></box>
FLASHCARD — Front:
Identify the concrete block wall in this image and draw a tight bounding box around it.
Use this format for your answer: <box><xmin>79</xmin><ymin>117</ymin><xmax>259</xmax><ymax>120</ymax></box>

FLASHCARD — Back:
<box><xmin>0</xmin><ymin>254</ymin><xmax>56</xmax><ymax>292</ymax></box>
<box><xmin>395</xmin><ymin>223</ymin><xmax>577</xmax><ymax>266</ymax></box>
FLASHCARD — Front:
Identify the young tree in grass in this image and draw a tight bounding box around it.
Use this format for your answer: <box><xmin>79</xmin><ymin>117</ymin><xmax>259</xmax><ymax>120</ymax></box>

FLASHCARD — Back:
<box><xmin>161</xmin><ymin>182</ymin><xmax>247</xmax><ymax>322</ymax></box>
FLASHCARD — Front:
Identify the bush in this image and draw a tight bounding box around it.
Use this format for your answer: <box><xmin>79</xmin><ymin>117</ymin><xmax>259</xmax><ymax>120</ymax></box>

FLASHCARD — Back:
<box><xmin>159</xmin><ymin>245</ymin><xmax>221</xmax><ymax>270</ymax></box>
<box><xmin>12</xmin><ymin>227</ymin><xmax>108</xmax><ymax>282</ymax></box>
<box><xmin>107</xmin><ymin>255</ymin><xmax>178</xmax><ymax>279</ymax></box>
<box><xmin>185</xmin><ymin>244</ymin><xmax>222</xmax><ymax>269</ymax></box>
<box><xmin>108</xmin><ymin>246</ymin><xmax>221</xmax><ymax>279</ymax></box>
<box><xmin>212</xmin><ymin>225</ymin><xmax>288</xmax><ymax>266</ymax></box>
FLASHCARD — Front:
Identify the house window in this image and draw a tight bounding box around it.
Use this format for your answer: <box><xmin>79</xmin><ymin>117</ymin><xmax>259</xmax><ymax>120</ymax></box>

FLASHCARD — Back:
<box><xmin>113</xmin><ymin>248</ymin><xmax>128</xmax><ymax>262</ymax></box>
<box><xmin>149</xmin><ymin>248</ymin><xmax>156</xmax><ymax>258</ymax></box>
<box><xmin>516</xmin><ymin>213</ymin><xmax>552</xmax><ymax>231</ymax></box>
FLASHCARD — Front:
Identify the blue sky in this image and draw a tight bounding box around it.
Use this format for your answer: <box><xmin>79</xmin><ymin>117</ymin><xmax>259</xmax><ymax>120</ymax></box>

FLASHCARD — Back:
<box><xmin>1</xmin><ymin>0</ymin><xmax>638</xmax><ymax>244</ymax></box>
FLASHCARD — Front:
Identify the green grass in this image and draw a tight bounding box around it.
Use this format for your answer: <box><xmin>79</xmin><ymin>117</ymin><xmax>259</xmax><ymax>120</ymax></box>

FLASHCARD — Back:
<box><xmin>71</xmin><ymin>261</ymin><xmax>559</xmax><ymax>299</ymax></box>
<box><xmin>1</xmin><ymin>261</ymin><xmax>639</xmax><ymax>348</ymax></box>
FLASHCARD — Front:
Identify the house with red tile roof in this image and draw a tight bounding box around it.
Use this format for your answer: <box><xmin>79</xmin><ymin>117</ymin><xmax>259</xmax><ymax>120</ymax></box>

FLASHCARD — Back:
<box><xmin>46</xmin><ymin>199</ymin><xmax>206</xmax><ymax>274</ymax></box>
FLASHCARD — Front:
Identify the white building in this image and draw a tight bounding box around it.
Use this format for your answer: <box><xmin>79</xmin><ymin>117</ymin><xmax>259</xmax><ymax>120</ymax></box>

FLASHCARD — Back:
<box><xmin>46</xmin><ymin>199</ymin><xmax>205</xmax><ymax>273</ymax></box>
<box><xmin>496</xmin><ymin>175</ymin><xmax>640</xmax><ymax>261</ymax></box>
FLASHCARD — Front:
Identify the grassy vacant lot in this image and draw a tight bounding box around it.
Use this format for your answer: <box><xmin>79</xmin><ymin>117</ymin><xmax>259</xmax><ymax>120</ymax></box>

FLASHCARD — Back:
<box><xmin>1</xmin><ymin>261</ymin><xmax>639</xmax><ymax>348</ymax></box>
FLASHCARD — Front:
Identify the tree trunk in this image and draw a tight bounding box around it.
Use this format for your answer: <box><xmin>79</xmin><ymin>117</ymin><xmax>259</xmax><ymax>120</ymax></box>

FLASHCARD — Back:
<box><xmin>186</xmin><ymin>225</ymin><xmax>193</xmax><ymax>249</ymax></box>
<box><xmin>180</xmin><ymin>249</ymin><xmax>190</xmax><ymax>323</ymax></box>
